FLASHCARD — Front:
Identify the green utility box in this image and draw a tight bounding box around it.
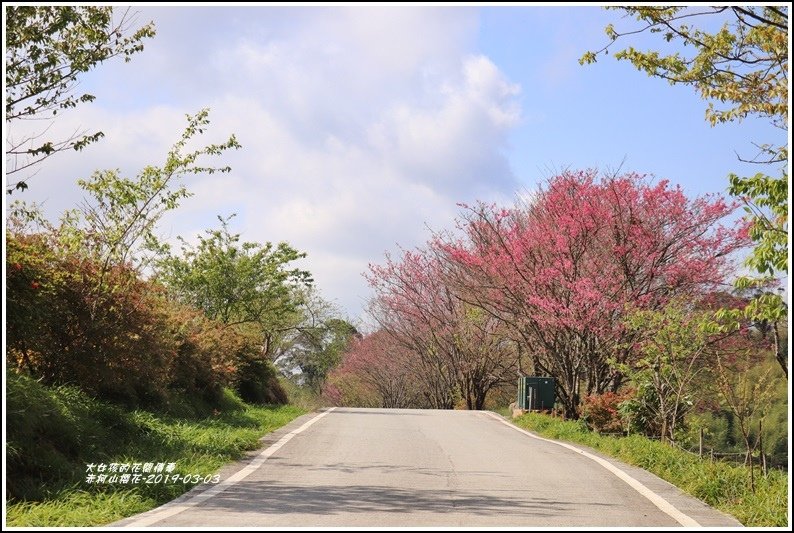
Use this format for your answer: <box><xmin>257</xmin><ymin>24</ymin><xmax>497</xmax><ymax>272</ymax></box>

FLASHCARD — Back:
<box><xmin>517</xmin><ymin>376</ymin><xmax>555</xmax><ymax>411</ymax></box>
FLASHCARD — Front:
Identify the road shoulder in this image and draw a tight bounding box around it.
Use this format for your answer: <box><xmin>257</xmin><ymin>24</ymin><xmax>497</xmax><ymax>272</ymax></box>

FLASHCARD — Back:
<box><xmin>484</xmin><ymin>411</ymin><xmax>744</xmax><ymax>527</ymax></box>
<box><xmin>111</xmin><ymin>409</ymin><xmax>332</xmax><ymax>527</ymax></box>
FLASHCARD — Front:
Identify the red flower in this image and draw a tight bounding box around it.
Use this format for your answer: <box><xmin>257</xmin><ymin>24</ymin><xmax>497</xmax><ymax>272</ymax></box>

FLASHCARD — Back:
<box><xmin>13</xmin><ymin>263</ymin><xmax>22</xmax><ymax>271</ymax></box>
<box><xmin>30</xmin><ymin>281</ymin><xmax>40</xmax><ymax>289</ymax></box>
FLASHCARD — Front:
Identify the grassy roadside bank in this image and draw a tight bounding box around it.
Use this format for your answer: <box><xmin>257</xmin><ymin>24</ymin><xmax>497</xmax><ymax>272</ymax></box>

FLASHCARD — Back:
<box><xmin>6</xmin><ymin>373</ymin><xmax>305</xmax><ymax>527</ymax></box>
<box><xmin>509</xmin><ymin>412</ymin><xmax>788</xmax><ymax>527</ymax></box>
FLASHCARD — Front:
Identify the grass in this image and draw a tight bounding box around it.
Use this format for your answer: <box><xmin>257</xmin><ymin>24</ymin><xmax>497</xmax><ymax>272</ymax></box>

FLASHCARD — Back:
<box><xmin>6</xmin><ymin>372</ymin><xmax>305</xmax><ymax>527</ymax></box>
<box><xmin>490</xmin><ymin>405</ymin><xmax>512</xmax><ymax>418</ymax></box>
<box><xmin>507</xmin><ymin>412</ymin><xmax>788</xmax><ymax>527</ymax></box>
<box><xmin>278</xmin><ymin>377</ymin><xmax>324</xmax><ymax>411</ymax></box>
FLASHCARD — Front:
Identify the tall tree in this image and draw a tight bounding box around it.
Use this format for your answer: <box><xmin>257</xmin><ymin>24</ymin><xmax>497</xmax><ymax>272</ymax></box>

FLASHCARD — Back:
<box><xmin>9</xmin><ymin>108</ymin><xmax>239</xmax><ymax>313</ymax></box>
<box><xmin>367</xmin><ymin>250</ymin><xmax>459</xmax><ymax>409</ymax></box>
<box><xmin>5</xmin><ymin>6</ymin><xmax>155</xmax><ymax>192</ymax></box>
<box><xmin>443</xmin><ymin>171</ymin><xmax>745</xmax><ymax>418</ymax></box>
<box><xmin>622</xmin><ymin>301</ymin><xmax>718</xmax><ymax>442</ymax></box>
<box><xmin>582</xmin><ymin>6</ymin><xmax>788</xmax><ymax>377</ymax></box>
<box><xmin>61</xmin><ymin>109</ymin><xmax>240</xmax><ymax>283</ymax></box>
<box><xmin>326</xmin><ymin>330</ymin><xmax>423</xmax><ymax>408</ymax></box>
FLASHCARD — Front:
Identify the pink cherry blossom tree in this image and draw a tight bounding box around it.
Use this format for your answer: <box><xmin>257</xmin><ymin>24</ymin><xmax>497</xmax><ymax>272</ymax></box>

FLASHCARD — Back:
<box><xmin>367</xmin><ymin>246</ymin><xmax>520</xmax><ymax>410</ymax></box>
<box><xmin>441</xmin><ymin>170</ymin><xmax>746</xmax><ymax>418</ymax></box>
<box><xmin>326</xmin><ymin>330</ymin><xmax>422</xmax><ymax>408</ymax></box>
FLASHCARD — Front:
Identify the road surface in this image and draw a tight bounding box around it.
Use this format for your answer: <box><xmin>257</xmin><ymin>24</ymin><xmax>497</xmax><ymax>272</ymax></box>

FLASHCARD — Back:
<box><xmin>119</xmin><ymin>408</ymin><xmax>742</xmax><ymax>527</ymax></box>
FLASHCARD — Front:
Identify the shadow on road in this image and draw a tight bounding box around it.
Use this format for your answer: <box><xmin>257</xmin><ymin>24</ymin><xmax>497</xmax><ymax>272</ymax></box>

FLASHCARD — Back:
<box><xmin>198</xmin><ymin>480</ymin><xmax>618</xmax><ymax>517</ymax></box>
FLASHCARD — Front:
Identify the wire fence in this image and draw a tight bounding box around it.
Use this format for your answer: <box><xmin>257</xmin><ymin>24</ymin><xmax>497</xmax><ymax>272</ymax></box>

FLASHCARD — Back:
<box><xmin>669</xmin><ymin>439</ymin><xmax>781</xmax><ymax>472</ymax></box>
<box><xmin>596</xmin><ymin>428</ymin><xmax>785</xmax><ymax>473</ymax></box>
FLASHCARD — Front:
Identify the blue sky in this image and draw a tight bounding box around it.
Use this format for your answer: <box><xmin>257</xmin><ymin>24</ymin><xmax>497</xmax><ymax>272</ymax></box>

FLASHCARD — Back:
<box><xmin>7</xmin><ymin>6</ymin><xmax>785</xmax><ymax>322</ymax></box>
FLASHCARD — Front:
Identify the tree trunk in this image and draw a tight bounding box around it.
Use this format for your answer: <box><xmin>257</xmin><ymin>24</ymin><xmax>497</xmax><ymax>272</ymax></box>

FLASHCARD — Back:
<box><xmin>773</xmin><ymin>321</ymin><xmax>787</xmax><ymax>378</ymax></box>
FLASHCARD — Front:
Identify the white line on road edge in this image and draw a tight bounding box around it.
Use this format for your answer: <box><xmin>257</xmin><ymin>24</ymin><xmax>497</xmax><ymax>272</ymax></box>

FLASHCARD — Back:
<box><xmin>125</xmin><ymin>407</ymin><xmax>337</xmax><ymax>527</ymax></box>
<box><xmin>483</xmin><ymin>411</ymin><xmax>701</xmax><ymax>527</ymax></box>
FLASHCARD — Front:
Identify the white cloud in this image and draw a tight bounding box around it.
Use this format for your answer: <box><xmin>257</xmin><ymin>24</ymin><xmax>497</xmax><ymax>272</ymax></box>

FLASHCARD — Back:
<box><xmin>8</xmin><ymin>7</ymin><xmax>522</xmax><ymax>319</ymax></box>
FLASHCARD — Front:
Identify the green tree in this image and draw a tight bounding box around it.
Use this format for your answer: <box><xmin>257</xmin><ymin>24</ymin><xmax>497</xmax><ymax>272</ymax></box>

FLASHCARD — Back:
<box><xmin>714</xmin><ymin>349</ymin><xmax>778</xmax><ymax>492</ymax></box>
<box><xmin>581</xmin><ymin>7</ymin><xmax>787</xmax><ymax>129</ymax></box>
<box><xmin>621</xmin><ymin>302</ymin><xmax>716</xmax><ymax>442</ymax></box>
<box><xmin>268</xmin><ymin>286</ymin><xmax>337</xmax><ymax>363</ymax></box>
<box><xmin>157</xmin><ymin>214</ymin><xmax>312</xmax><ymax>337</ymax></box>
<box><xmin>283</xmin><ymin>318</ymin><xmax>360</xmax><ymax>391</ymax></box>
<box><xmin>5</xmin><ymin>109</ymin><xmax>242</xmax><ymax>405</ymax></box>
<box><xmin>583</xmin><ymin>6</ymin><xmax>788</xmax><ymax>377</ymax></box>
<box><xmin>5</xmin><ymin>6</ymin><xmax>155</xmax><ymax>192</ymax></box>
<box><xmin>157</xmin><ymin>217</ymin><xmax>313</xmax><ymax>402</ymax></box>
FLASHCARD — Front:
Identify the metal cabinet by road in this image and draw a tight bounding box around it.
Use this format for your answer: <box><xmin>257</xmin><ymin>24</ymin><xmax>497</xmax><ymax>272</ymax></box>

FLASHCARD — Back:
<box><xmin>517</xmin><ymin>376</ymin><xmax>555</xmax><ymax>411</ymax></box>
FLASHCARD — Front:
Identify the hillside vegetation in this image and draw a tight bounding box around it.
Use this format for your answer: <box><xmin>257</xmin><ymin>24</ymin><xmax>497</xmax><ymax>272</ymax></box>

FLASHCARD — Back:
<box><xmin>6</xmin><ymin>372</ymin><xmax>304</xmax><ymax>526</ymax></box>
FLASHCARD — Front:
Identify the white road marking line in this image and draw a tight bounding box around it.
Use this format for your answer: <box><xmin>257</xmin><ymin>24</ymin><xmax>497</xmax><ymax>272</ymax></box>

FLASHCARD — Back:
<box><xmin>483</xmin><ymin>411</ymin><xmax>701</xmax><ymax>527</ymax></box>
<box><xmin>125</xmin><ymin>407</ymin><xmax>337</xmax><ymax>527</ymax></box>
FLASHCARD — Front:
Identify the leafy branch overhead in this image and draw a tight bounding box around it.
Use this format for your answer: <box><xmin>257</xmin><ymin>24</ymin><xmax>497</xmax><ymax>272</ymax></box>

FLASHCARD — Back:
<box><xmin>581</xmin><ymin>7</ymin><xmax>787</xmax><ymax>131</ymax></box>
<box><xmin>5</xmin><ymin>6</ymin><xmax>156</xmax><ymax>192</ymax></box>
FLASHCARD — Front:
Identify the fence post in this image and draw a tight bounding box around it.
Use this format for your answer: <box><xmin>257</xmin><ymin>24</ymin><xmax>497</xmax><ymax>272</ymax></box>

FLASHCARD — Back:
<box><xmin>749</xmin><ymin>451</ymin><xmax>755</xmax><ymax>494</ymax></box>
<box><xmin>759</xmin><ymin>419</ymin><xmax>767</xmax><ymax>476</ymax></box>
<box><xmin>699</xmin><ymin>427</ymin><xmax>704</xmax><ymax>458</ymax></box>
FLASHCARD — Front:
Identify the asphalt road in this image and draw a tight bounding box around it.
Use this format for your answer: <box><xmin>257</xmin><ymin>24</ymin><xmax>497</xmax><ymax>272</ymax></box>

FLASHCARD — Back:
<box><xmin>119</xmin><ymin>408</ymin><xmax>742</xmax><ymax>527</ymax></box>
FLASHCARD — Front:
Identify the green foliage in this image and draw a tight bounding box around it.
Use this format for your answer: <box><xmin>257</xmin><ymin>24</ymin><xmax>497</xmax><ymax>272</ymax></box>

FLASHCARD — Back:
<box><xmin>3</xmin><ymin>108</ymin><xmax>272</xmax><ymax>408</ymax></box>
<box><xmin>153</xmin><ymin>205</ymin><xmax>322</xmax><ymax>402</ymax></box>
<box><xmin>684</xmin><ymin>399</ymin><xmax>788</xmax><ymax>470</ymax></box>
<box><xmin>157</xmin><ymin>213</ymin><xmax>310</xmax><ymax>330</ymax></box>
<box><xmin>278</xmin><ymin>377</ymin><xmax>324</xmax><ymax>411</ymax></box>
<box><xmin>512</xmin><ymin>412</ymin><xmax>788</xmax><ymax>526</ymax></box>
<box><xmin>66</xmin><ymin>109</ymin><xmax>240</xmax><ymax>276</ymax></box>
<box><xmin>723</xmin><ymin>169</ymin><xmax>788</xmax><ymax>377</ymax></box>
<box><xmin>6</xmin><ymin>372</ymin><xmax>304</xmax><ymax>526</ymax></box>
<box><xmin>284</xmin><ymin>318</ymin><xmax>360</xmax><ymax>391</ymax></box>
<box><xmin>6</xmin><ymin>107</ymin><xmax>290</xmax><ymax>415</ymax></box>
<box><xmin>713</xmin><ymin>347</ymin><xmax>780</xmax><ymax>469</ymax></box>
<box><xmin>581</xmin><ymin>7</ymin><xmax>788</xmax><ymax>128</ymax></box>
<box><xmin>156</xmin><ymin>213</ymin><xmax>317</xmax><ymax>401</ymax></box>
<box><xmin>235</xmin><ymin>347</ymin><xmax>289</xmax><ymax>405</ymax></box>
<box><xmin>731</xmin><ymin>173</ymin><xmax>788</xmax><ymax>277</ymax></box>
<box><xmin>618</xmin><ymin>381</ymin><xmax>674</xmax><ymax>438</ymax></box>
<box><xmin>620</xmin><ymin>303</ymin><xmax>718</xmax><ymax>440</ymax></box>
<box><xmin>5</xmin><ymin>6</ymin><xmax>156</xmax><ymax>190</ymax></box>
<box><xmin>757</xmin><ymin>358</ymin><xmax>789</xmax><ymax>468</ymax></box>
